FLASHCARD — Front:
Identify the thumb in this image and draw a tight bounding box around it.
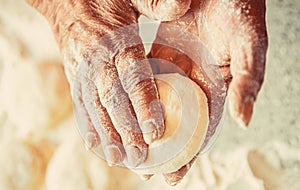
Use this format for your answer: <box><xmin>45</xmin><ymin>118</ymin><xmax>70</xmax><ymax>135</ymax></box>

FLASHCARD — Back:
<box><xmin>131</xmin><ymin>0</ymin><xmax>191</xmax><ymax>21</ymax></box>
<box><xmin>228</xmin><ymin>0</ymin><xmax>268</xmax><ymax>129</ymax></box>
<box><xmin>228</xmin><ymin>34</ymin><xmax>268</xmax><ymax>128</ymax></box>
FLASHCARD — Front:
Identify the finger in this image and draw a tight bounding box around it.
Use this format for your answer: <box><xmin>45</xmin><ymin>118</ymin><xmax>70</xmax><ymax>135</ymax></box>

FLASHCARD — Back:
<box><xmin>81</xmin><ymin>72</ymin><xmax>125</xmax><ymax>166</ymax></box>
<box><xmin>96</xmin><ymin>63</ymin><xmax>148</xmax><ymax>167</ymax></box>
<box><xmin>228</xmin><ymin>1</ymin><xmax>268</xmax><ymax>128</ymax></box>
<box><xmin>228</xmin><ymin>50</ymin><xmax>265</xmax><ymax>129</ymax></box>
<box><xmin>131</xmin><ymin>0</ymin><xmax>191</xmax><ymax>21</ymax></box>
<box><xmin>163</xmin><ymin>155</ymin><xmax>198</xmax><ymax>186</ymax></box>
<box><xmin>115</xmin><ymin>44</ymin><xmax>165</xmax><ymax>145</ymax></box>
<box><xmin>140</xmin><ymin>174</ymin><xmax>154</xmax><ymax>181</ymax></box>
<box><xmin>72</xmin><ymin>82</ymin><xmax>100</xmax><ymax>150</ymax></box>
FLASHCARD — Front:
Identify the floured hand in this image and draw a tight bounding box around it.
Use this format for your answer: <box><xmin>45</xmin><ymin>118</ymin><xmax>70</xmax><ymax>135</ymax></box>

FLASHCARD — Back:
<box><xmin>148</xmin><ymin>0</ymin><xmax>268</xmax><ymax>185</ymax></box>
<box><xmin>25</xmin><ymin>0</ymin><xmax>190</xmax><ymax>167</ymax></box>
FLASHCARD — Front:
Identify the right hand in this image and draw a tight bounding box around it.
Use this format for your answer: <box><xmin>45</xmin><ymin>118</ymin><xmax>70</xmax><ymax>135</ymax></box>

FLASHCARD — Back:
<box><xmin>25</xmin><ymin>0</ymin><xmax>190</xmax><ymax>167</ymax></box>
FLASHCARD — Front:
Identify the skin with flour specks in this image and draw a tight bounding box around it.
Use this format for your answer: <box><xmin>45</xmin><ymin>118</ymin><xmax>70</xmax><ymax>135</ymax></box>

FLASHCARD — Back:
<box><xmin>130</xmin><ymin>73</ymin><xmax>209</xmax><ymax>175</ymax></box>
<box><xmin>25</xmin><ymin>0</ymin><xmax>191</xmax><ymax>183</ymax></box>
<box><xmin>25</xmin><ymin>0</ymin><xmax>268</xmax><ymax>185</ymax></box>
<box><xmin>149</xmin><ymin>0</ymin><xmax>268</xmax><ymax>185</ymax></box>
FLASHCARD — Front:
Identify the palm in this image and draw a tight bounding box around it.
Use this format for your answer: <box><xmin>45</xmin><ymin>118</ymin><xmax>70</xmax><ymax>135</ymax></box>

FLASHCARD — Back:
<box><xmin>149</xmin><ymin>0</ymin><xmax>268</xmax><ymax>185</ymax></box>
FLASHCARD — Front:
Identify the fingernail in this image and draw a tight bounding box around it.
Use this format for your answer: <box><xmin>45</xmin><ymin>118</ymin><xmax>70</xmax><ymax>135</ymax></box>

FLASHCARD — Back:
<box><xmin>235</xmin><ymin>116</ymin><xmax>248</xmax><ymax>129</ymax></box>
<box><xmin>238</xmin><ymin>98</ymin><xmax>254</xmax><ymax>129</ymax></box>
<box><xmin>229</xmin><ymin>93</ymin><xmax>254</xmax><ymax>129</ymax></box>
<box><xmin>164</xmin><ymin>173</ymin><xmax>184</xmax><ymax>186</ymax></box>
<box><xmin>140</xmin><ymin>174</ymin><xmax>153</xmax><ymax>181</ymax></box>
<box><xmin>84</xmin><ymin>132</ymin><xmax>98</xmax><ymax>150</ymax></box>
<box><xmin>142</xmin><ymin>121</ymin><xmax>158</xmax><ymax>144</ymax></box>
<box><xmin>104</xmin><ymin>145</ymin><xmax>123</xmax><ymax>166</ymax></box>
<box><xmin>126</xmin><ymin>145</ymin><xmax>147</xmax><ymax>167</ymax></box>
<box><xmin>165</xmin><ymin>178</ymin><xmax>182</xmax><ymax>186</ymax></box>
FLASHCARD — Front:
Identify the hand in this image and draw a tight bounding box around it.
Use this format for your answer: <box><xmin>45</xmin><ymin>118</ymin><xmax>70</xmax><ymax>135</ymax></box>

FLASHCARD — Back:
<box><xmin>25</xmin><ymin>0</ymin><xmax>191</xmax><ymax>167</ymax></box>
<box><xmin>148</xmin><ymin>0</ymin><xmax>268</xmax><ymax>185</ymax></box>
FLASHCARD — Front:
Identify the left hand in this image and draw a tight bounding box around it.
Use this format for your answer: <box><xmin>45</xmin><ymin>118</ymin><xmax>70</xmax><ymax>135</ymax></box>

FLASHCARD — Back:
<box><xmin>148</xmin><ymin>0</ymin><xmax>268</xmax><ymax>185</ymax></box>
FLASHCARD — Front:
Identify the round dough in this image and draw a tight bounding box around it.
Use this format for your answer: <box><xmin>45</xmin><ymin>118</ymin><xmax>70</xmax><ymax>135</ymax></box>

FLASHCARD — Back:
<box><xmin>131</xmin><ymin>73</ymin><xmax>209</xmax><ymax>174</ymax></box>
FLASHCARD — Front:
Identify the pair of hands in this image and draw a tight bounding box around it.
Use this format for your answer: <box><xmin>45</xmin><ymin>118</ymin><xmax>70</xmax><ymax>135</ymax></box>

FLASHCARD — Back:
<box><xmin>26</xmin><ymin>0</ymin><xmax>267</xmax><ymax>185</ymax></box>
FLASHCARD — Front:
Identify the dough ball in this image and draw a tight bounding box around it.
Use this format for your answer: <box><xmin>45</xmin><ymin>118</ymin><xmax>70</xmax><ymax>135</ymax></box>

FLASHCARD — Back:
<box><xmin>132</xmin><ymin>73</ymin><xmax>209</xmax><ymax>174</ymax></box>
<box><xmin>0</xmin><ymin>61</ymin><xmax>72</xmax><ymax>137</ymax></box>
<box><xmin>0</xmin><ymin>138</ymin><xmax>53</xmax><ymax>190</ymax></box>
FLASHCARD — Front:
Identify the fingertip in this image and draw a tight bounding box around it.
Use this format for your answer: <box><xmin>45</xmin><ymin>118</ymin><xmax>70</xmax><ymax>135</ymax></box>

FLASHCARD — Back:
<box><xmin>234</xmin><ymin>115</ymin><xmax>249</xmax><ymax>130</ymax></box>
<box><xmin>84</xmin><ymin>131</ymin><xmax>99</xmax><ymax>150</ymax></box>
<box><xmin>164</xmin><ymin>176</ymin><xmax>183</xmax><ymax>186</ymax></box>
<box><xmin>141</xmin><ymin>120</ymin><xmax>162</xmax><ymax>144</ymax></box>
<box><xmin>155</xmin><ymin>115</ymin><xmax>166</xmax><ymax>140</ymax></box>
<box><xmin>239</xmin><ymin>99</ymin><xmax>254</xmax><ymax>128</ymax></box>
<box><xmin>163</xmin><ymin>168</ymin><xmax>186</xmax><ymax>186</ymax></box>
<box><xmin>125</xmin><ymin>145</ymin><xmax>147</xmax><ymax>167</ymax></box>
<box><xmin>104</xmin><ymin>144</ymin><xmax>124</xmax><ymax>166</ymax></box>
<box><xmin>163</xmin><ymin>155</ymin><xmax>198</xmax><ymax>186</ymax></box>
<box><xmin>139</xmin><ymin>174</ymin><xmax>153</xmax><ymax>181</ymax></box>
<box><xmin>140</xmin><ymin>99</ymin><xmax>165</xmax><ymax>144</ymax></box>
<box><xmin>228</xmin><ymin>91</ymin><xmax>254</xmax><ymax>129</ymax></box>
<box><xmin>145</xmin><ymin>122</ymin><xmax>165</xmax><ymax>144</ymax></box>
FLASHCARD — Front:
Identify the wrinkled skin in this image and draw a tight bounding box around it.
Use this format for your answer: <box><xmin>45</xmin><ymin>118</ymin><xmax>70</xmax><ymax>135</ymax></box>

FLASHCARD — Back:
<box><xmin>149</xmin><ymin>0</ymin><xmax>268</xmax><ymax>185</ymax></box>
<box><xmin>25</xmin><ymin>0</ymin><xmax>267</xmax><ymax>185</ymax></box>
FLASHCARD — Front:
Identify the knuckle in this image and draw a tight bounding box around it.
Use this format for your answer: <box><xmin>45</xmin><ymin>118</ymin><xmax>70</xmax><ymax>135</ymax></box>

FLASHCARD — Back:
<box><xmin>144</xmin><ymin>0</ymin><xmax>191</xmax><ymax>21</ymax></box>
<box><xmin>120</xmin><ymin>62</ymin><xmax>153</xmax><ymax>94</ymax></box>
<box><xmin>100</xmin><ymin>82</ymin><xmax>120</xmax><ymax>108</ymax></box>
<box><xmin>100</xmin><ymin>86</ymin><xmax>139</xmax><ymax>132</ymax></box>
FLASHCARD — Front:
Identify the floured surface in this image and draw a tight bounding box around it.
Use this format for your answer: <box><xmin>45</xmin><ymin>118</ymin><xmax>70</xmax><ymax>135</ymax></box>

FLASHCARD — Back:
<box><xmin>0</xmin><ymin>0</ymin><xmax>299</xmax><ymax>190</ymax></box>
